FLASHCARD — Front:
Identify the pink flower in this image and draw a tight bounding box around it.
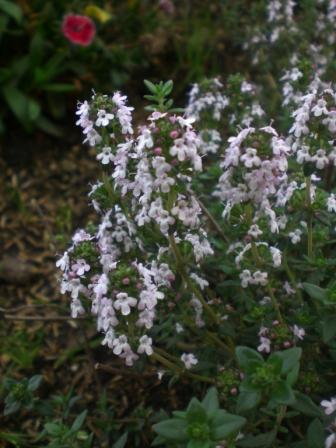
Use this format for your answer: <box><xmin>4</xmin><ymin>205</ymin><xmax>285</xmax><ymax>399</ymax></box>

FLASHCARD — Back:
<box><xmin>62</xmin><ymin>14</ymin><xmax>96</xmax><ymax>47</ymax></box>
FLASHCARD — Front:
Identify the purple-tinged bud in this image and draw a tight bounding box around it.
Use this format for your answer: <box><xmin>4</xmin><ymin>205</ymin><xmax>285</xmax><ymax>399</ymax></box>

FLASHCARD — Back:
<box><xmin>230</xmin><ymin>387</ymin><xmax>238</xmax><ymax>396</ymax></box>
<box><xmin>153</xmin><ymin>147</ymin><xmax>162</xmax><ymax>155</ymax></box>
<box><xmin>169</xmin><ymin>130</ymin><xmax>179</xmax><ymax>139</ymax></box>
<box><xmin>122</xmin><ymin>277</ymin><xmax>130</xmax><ymax>285</ymax></box>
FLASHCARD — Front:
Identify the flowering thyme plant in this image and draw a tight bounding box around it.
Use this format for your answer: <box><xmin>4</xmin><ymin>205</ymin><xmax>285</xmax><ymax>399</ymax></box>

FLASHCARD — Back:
<box><xmin>57</xmin><ymin>74</ymin><xmax>336</xmax><ymax>446</ymax></box>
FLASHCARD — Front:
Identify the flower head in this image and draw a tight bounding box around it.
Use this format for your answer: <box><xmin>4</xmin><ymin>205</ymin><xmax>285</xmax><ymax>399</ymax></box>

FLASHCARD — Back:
<box><xmin>62</xmin><ymin>14</ymin><xmax>96</xmax><ymax>46</ymax></box>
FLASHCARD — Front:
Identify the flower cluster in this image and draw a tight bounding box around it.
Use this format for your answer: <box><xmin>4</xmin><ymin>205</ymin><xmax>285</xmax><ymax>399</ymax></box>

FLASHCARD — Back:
<box><xmin>76</xmin><ymin>92</ymin><xmax>134</xmax><ymax>148</ymax></box>
<box><xmin>186</xmin><ymin>76</ymin><xmax>265</xmax><ymax>155</ymax></box>
<box><xmin>258</xmin><ymin>322</ymin><xmax>305</xmax><ymax>354</ymax></box>
<box><xmin>214</xmin><ymin>125</ymin><xmax>291</xmax><ymax>231</ymax></box>
<box><xmin>58</xmin><ymin>92</ymin><xmax>212</xmax><ymax>366</ymax></box>
<box><xmin>289</xmin><ymin>80</ymin><xmax>336</xmax><ymax>172</ymax></box>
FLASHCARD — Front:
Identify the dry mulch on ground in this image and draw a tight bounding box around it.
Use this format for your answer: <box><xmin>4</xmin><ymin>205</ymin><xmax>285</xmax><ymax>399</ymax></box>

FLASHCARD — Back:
<box><xmin>0</xmin><ymin>143</ymin><xmax>184</xmax><ymax>447</ymax></box>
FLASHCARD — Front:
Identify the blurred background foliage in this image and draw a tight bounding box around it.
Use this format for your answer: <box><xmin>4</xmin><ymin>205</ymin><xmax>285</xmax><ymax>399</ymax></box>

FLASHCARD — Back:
<box><xmin>0</xmin><ymin>0</ymin><xmax>247</xmax><ymax>142</ymax></box>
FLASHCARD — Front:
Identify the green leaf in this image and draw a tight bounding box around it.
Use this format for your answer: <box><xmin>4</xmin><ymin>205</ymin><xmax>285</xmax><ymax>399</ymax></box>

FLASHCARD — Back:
<box><xmin>187</xmin><ymin>440</ymin><xmax>210</xmax><ymax>448</ymax></box>
<box><xmin>0</xmin><ymin>0</ymin><xmax>22</xmax><ymax>23</ymax></box>
<box><xmin>45</xmin><ymin>422</ymin><xmax>63</xmax><ymax>437</ymax></box>
<box><xmin>172</xmin><ymin>411</ymin><xmax>187</xmax><ymax>418</ymax></box>
<box><xmin>27</xmin><ymin>375</ymin><xmax>42</xmax><ymax>392</ymax></box>
<box><xmin>274</xmin><ymin>348</ymin><xmax>302</xmax><ymax>375</ymax></box>
<box><xmin>235</xmin><ymin>346</ymin><xmax>264</xmax><ymax>371</ymax></box>
<box><xmin>151</xmin><ymin>435</ymin><xmax>166</xmax><ymax>446</ymax></box>
<box><xmin>201</xmin><ymin>388</ymin><xmax>219</xmax><ymax>416</ymax></box>
<box><xmin>211</xmin><ymin>409</ymin><xmax>228</xmax><ymax>427</ymax></box>
<box><xmin>0</xmin><ymin>431</ymin><xmax>27</xmax><ymax>446</ymax></box>
<box><xmin>30</xmin><ymin>31</ymin><xmax>45</xmax><ymax>65</ymax></box>
<box><xmin>272</xmin><ymin>381</ymin><xmax>295</xmax><ymax>405</ymax></box>
<box><xmin>153</xmin><ymin>419</ymin><xmax>188</xmax><ymax>442</ymax></box>
<box><xmin>322</xmin><ymin>315</ymin><xmax>336</xmax><ymax>343</ymax></box>
<box><xmin>236</xmin><ymin>391</ymin><xmax>261</xmax><ymax>412</ymax></box>
<box><xmin>4</xmin><ymin>400</ymin><xmax>21</xmax><ymax>416</ymax></box>
<box><xmin>163</xmin><ymin>80</ymin><xmax>173</xmax><ymax>95</ymax></box>
<box><xmin>186</xmin><ymin>400</ymin><xmax>207</xmax><ymax>423</ymax></box>
<box><xmin>144</xmin><ymin>79</ymin><xmax>158</xmax><ymax>95</ymax></box>
<box><xmin>302</xmin><ymin>282</ymin><xmax>328</xmax><ymax>302</ymax></box>
<box><xmin>286</xmin><ymin>363</ymin><xmax>300</xmax><ymax>387</ymax></box>
<box><xmin>307</xmin><ymin>419</ymin><xmax>325</xmax><ymax>448</ymax></box>
<box><xmin>291</xmin><ymin>392</ymin><xmax>324</xmax><ymax>418</ymax></box>
<box><xmin>3</xmin><ymin>86</ymin><xmax>29</xmax><ymax>126</ymax></box>
<box><xmin>144</xmin><ymin>94</ymin><xmax>157</xmax><ymax>101</ymax></box>
<box><xmin>166</xmin><ymin>98</ymin><xmax>174</xmax><ymax>108</ymax></box>
<box><xmin>212</xmin><ymin>413</ymin><xmax>246</xmax><ymax>439</ymax></box>
<box><xmin>237</xmin><ymin>431</ymin><xmax>276</xmax><ymax>447</ymax></box>
<box><xmin>28</xmin><ymin>99</ymin><xmax>40</xmax><ymax>121</ymax></box>
<box><xmin>113</xmin><ymin>432</ymin><xmax>128</xmax><ymax>448</ymax></box>
<box><xmin>71</xmin><ymin>410</ymin><xmax>87</xmax><ymax>433</ymax></box>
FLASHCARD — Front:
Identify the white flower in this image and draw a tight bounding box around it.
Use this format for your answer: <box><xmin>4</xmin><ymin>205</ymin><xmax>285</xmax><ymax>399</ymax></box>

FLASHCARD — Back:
<box><xmin>97</xmin><ymin>146</ymin><xmax>114</xmax><ymax>164</ymax></box>
<box><xmin>76</xmin><ymin>100</ymin><xmax>90</xmax><ymax>118</ymax></box>
<box><xmin>93</xmin><ymin>274</ymin><xmax>109</xmax><ymax>298</ymax></box>
<box><xmin>321</xmin><ymin>398</ymin><xmax>336</xmax><ymax>415</ymax></box>
<box><xmin>72</xmin><ymin>259</ymin><xmax>90</xmax><ymax>276</ymax></box>
<box><xmin>175</xmin><ymin>323</ymin><xmax>184</xmax><ymax>333</ymax></box>
<box><xmin>137</xmin><ymin>335</ymin><xmax>153</xmax><ymax>355</ymax></box>
<box><xmin>325</xmin><ymin>433</ymin><xmax>336</xmax><ymax>448</ymax></box>
<box><xmin>190</xmin><ymin>273</ymin><xmax>209</xmax><ymax>290</ymax></box>
<box><xmin>120</xmin><ymin>348</ymin><xmax>139</xmax><ymax>366</ymax></box>
<box><xmin>240</xmin><ymin>269</ymin><xmax>252</xmax><ymax>288</ymax></box>
<box><xmin>114</xmin><ymin>292</ymin><xmax>137</xmax><ymax>316</ymax></box>
<box><xmin>240</xmin><ymin>147</ymin><xmax>261</xmax><ymax>168</ymax></box>
<box><xmin>70</xmin><ymin>298</ymin><xmax>85</xmax><ymax>318</ymax></box>
<box><xmin>101</xmin><ymin>328</ymin><xmax>115</xmax><ymax>348</ymax></box>
<box><xmin>312</xmin><ymin>98</ymin><xmax>328</xmax><ymax>117</ymax></box>
<box><xmin>292</xmin><ymin>325</ymin><xmax>305</xmax><ymax>340</ymax></box>
<box><xmin>312</xmin><ymin>149</ymin><xmax>329</xmax><ymax>169</ymax></box>
<box><xmin>56</xmin><ymin>252</ymin><xmax>69</xmax><ymax>271</ymax></box>
<box><xmin>327</xmin><ymin>194</ymin><xmax>336</xmax><ymax>212</ymax></box>
<box><xmin>253</xmin><ymin>271</ymin><xmax>268</xmax><ymax>286</ymax></box>
<box><xmin>177</xmin><ymin>116</ymin><xmax>196</xmax><ymax>128</ymax></box>
<box><xmin>181</xmin><ymin>353</ymin><xmax>198</xmax><ymax>369</ymax></box>
<box><xmin>289</xmin><ymin>228</ymin><xmax>302</xmax><ymax>244</ymax></box>
<box><xmin>112</xmin><ymin>335</ymin><xmax>130</xmax><ymax>355</ymax></box>
<box><xmin>270</xmin><ymin>247</ymin><xmax>282</xmax><ymax>267</ymax></box>
<box><xmin>258</xmin><ymin>336</ymin><xmax>271</xmax><ymax>353</ymax></box>
<box><xmin>185</xmin><ymin>232</ymin><xmax>214</xmax><ymax>262</ymax></box>
<box><xmin>296</xmin><ymin>146</ymin><xmax>311</xmax><ymax>164</ymax></box>
<box><xmin>283</xmin><ymin>281</ymin><xmax>295</xmax><ymax>295</ymax></box>
<box><xmin>96</xmin><ymin>109</ymin><xmax>114</xmax><ymax>127</ymax></box>
<box><xmin>248</xmin><ymin>224</ymin><xmax>263</xmax><ymax>239</ymax></box>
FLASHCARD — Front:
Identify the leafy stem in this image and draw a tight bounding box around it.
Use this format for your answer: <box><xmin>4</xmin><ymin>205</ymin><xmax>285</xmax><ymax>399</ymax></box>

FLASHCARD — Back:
<box><xmin>305</xmin><ymin>176</ymin><xmax>313</xmax><ymax>258</ymax></box>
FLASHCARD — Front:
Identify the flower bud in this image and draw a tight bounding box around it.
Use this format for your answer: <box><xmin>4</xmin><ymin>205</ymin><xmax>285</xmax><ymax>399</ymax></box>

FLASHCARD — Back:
<box><xmin>153</xmin><ymin>147</ymin><xmax>162</xmax><ymax>155</ymax></box>
<box><xmin>169</xmin><ymin>130</ymin><xmax>179</xmax><ymax>139</ymax></box>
